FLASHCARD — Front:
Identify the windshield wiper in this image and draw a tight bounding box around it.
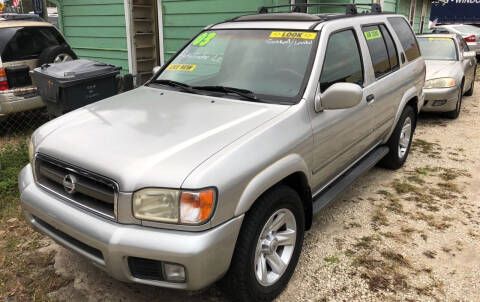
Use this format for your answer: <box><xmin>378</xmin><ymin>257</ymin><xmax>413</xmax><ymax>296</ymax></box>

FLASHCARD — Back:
<box><xmin>193</xmin><ymin>85</ymin><xmax>261</xmax><ymax>102</ymax></box>
<box><xmin>149</xmin><ymin>79</ymin><xmax>198</xmax><ymax>94</ymax></box>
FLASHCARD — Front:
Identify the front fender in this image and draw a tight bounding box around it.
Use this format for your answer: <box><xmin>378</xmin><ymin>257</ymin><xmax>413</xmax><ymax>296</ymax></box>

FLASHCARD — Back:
<box><xmin>234</xmin><ymin>154</ymin><xmax>310</xmax><ymax>216</ymax></box>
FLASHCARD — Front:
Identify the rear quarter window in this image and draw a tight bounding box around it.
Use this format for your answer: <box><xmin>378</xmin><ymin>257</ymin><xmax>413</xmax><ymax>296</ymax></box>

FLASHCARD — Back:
<box><xmin>387</xmin><ymin>17</ymin><xmax>420</xmax><ymax>62</ymax></box>
<box><xmin>1</xmin><ymin>27</ymin><xmax>65</xmax><ymax>62</ymax></box>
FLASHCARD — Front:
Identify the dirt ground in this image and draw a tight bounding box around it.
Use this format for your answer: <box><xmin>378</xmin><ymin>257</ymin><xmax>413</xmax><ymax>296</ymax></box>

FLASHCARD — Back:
<box><xmin>2</xmin><ymin>79</ymin><xmax>480</xmax><ymax>301</ymax></box>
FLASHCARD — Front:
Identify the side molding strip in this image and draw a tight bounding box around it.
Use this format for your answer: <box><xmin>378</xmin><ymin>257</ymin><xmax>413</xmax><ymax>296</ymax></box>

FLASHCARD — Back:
<box><xmin>312</xmin><ymin>146</ymin><xmax>389</xmax><ymax>215</ymax></box>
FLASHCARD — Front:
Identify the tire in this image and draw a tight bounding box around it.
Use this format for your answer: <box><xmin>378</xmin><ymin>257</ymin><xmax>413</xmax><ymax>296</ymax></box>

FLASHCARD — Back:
<box><xmin>446</xmin><ymin>85</ymin><xmax>463</xmax><ymax>119</ymax></box>
<box><xmin>221</xmin><ymin>185</ymin><xmax>305</xmax><ymax>302</ymax></box>
<box><xmin>464</xmin><ymin>71</ymin><xmax>475</xmax><ymax>96</ymax></box>
<box><xmin>38</xmin><ymin>45</ymin><xmax>77</xmax><ymax>65</ymax></box>
<box><xmin>378</xmin><ymin>105</ymin><xmax>416</xmax><ymax>170</ymax></box>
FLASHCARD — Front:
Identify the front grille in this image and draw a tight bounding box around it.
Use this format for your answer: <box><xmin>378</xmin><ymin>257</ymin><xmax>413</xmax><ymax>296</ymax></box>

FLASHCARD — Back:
<box><xmin>128</xmin><ymin>257</ymin><xmax>165</xmax><ymax>281</ymax></box>
<box><xmin>34</xmin><ymin>154</ymin><xmax>117</xmax><ymax>220</ymax></box>
<box><xmin>34</xmin><ymin>215</ymin><xmax>104</xmax><ymax>261</ymax></box>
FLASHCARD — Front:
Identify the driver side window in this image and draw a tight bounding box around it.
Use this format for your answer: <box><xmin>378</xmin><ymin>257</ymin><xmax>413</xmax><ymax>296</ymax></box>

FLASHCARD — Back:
<box><xmin>320</xmin><ymin>29</ymin><xmax>364</xmax><ymax>92</ymax></box>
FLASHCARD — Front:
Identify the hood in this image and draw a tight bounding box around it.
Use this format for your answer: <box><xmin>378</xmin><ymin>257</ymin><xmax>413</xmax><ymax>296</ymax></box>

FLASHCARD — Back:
<box><xmin>35</xmin><ymin>86</ymin><xmax>289</xmax><ymax>191</ymax></box>
<box><xmin>425</xmin><ymin>60</ymin><xmax>460</xmax><ymax>80</ymax></box>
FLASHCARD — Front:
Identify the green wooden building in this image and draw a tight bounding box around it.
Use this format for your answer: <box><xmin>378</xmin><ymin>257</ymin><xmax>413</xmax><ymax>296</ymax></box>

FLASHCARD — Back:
<box><xmin>52</xmin><ymin>0</ymin><xmax>431</xmax><ymax>82</ymax></box>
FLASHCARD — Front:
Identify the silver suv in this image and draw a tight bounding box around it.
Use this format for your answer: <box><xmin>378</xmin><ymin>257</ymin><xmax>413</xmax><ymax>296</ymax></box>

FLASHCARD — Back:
<box><xmin>19</xmin><ymin>4</ymin><xmax>425</xmax><ymax>301</ymax></box>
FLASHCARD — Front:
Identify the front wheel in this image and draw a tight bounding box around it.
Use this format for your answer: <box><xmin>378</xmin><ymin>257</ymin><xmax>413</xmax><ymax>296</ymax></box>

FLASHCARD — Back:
<box><xmin>222</xmin><ymin>185</ymin><xmax>305</xmax><ymax>302</ymax></box>
<box><xmin>446</xmin><ymin>86</ymin><xmax>463</xmax><ymax>119</ymax></box>
<box><xmin>464</xmin><ymin>72</ymin><xmax>475</xmax><ymax>96</ymax></box>
<box><xmin>378</xmin><ymin>105</ymin><xmax>416</xmax><ymax>170</ymax></box>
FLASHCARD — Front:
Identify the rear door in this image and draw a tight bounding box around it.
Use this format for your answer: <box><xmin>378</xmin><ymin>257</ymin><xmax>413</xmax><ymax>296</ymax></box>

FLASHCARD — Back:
<box><xmin>360</xmin><ymin>24</ymin><xmax>401</xmax><ymax>140</ymax></box>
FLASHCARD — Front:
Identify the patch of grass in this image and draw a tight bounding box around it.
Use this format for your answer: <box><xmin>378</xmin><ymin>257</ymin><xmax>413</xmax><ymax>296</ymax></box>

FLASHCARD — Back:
<box><xmin>392</xmin><ymin>180</ymin><xmax>419</xmax><ymax>195</ymax></box>
<box><xmin>0</xmin><ymin>140</ymin><xmax>72</xmax><ymax>300</ymax></box>
<box><xmin>345</xmin><ymin>249</ymin><xmax>356</xmax><ymax>257</ymax></box>
<box><xmin>437</xmin><ymin>182</ymin><xmax>461</xmax><ymax>193</ymax></box>
<box><xmin>441</xmin><ymin>247</ymin><xmax>452</xmax><ymax>253</ymax></box>
<box><xmin>0</xmin><ymin>141</ymin><xmax>29</xmax><ymax>220</ymax></box>
<box><xmin>415</xmin><ymin>212</ymin><xmax>451</xmax><ymax>230</ymax></box>
<box><xmin>429</xmin><ymin>188</ymin><xmax>457</xmax><ymax>200</ymax></box>
<box><xmin>353</xmin><ymin>236</ymin><xmax>380</xmax><ymax>250</ymax></box>
<box><xmin>416</xmin><ymin>167</ymin><xmax>428</xmax><ymax>175</ymax></box>
<box><xmin>371</xmin><ymin>208</ymin><xmax>389</xmax><ymax>230</ymax></box>
<box><xmin>324</xmin><ymin>255</ymin><xmax>340</xmax><ymax>265</ymax></box>
<box><xmin>407</xmin><ymin>175</ymin><xmax>425</xmax><ymax>185</ymax></box>
<box><xmin>380</xmin><ymin>250</ymin><xmax>411</xmax><ymax>268</ymax></box>
<box><xmin>411</xmin><ymin>139</ymin><xmax>441</xmax><ymax>154</ymax></box>
<box><xmin>423</xmin><ymin>250</ymin><xmax>437</xmax><ymax>259</ymax></box>
<box><xmin>377</xmin><ymin>189</ymin><xmax>394</xmax><ymax>198</ymax></box>
<box><xmin>344</xmin><ymin>222</ymin><xmax>361</xmax><ymax>229</ymax></box>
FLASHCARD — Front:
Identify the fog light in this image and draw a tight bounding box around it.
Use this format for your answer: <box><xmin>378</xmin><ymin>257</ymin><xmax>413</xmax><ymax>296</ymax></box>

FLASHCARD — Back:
<box><xmin>433</xmin><ymin>100</ymin><xmax>447</xmax><ymax>107</ymax></box>
<box><xmin>164</xmin><ymin>263</ymin><xmax>186</xmax><ymax>282</ymax></box>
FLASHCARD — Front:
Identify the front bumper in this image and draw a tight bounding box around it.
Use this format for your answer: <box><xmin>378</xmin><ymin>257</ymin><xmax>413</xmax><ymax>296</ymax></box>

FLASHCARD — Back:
<box><xmin>19</xmin><ymin>165</ymin><xmax>243</xmax><ymax>290</ymax></box>
<box><xmin>0</xmin><ymin>86</ymin><xmax>44</xmax><ymax>116</ymax></box>
<box><xmin>422</xmin><ymin>86</ymin><xmax>459</xmax><ymax>112</ymax></box>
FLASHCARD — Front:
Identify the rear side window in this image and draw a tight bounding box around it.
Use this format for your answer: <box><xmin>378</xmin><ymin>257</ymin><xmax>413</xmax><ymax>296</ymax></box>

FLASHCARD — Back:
<box><xmin>387</xmin><ymin>17</ymin><xmax>420</xmax><ymax>62</ymax></box>
<box><xmin>1</xmin><ymin>27</ymin><xmax>65</xmax><ymax>62</ymax></box>
<box><xmin>362</xmin><ymin>25</ymin><xmax>390</xmax><ymax>78</ymax></box>
<box><xmin>380</xmin><ymin>25</ymin><xmax>399</xmax><ymax>70</ymax></box>
<box><xmin>320</xmin><ymin>29</ymin><xmax>363</xmax><ymax>92</ymax></box>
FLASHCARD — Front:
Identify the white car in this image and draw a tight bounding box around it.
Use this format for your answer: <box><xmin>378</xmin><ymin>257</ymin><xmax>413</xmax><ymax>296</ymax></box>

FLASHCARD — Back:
<box><xmin>432</xmin><ymin>24</ymin><xmax>480</xmax><ymax>56</ymax></box>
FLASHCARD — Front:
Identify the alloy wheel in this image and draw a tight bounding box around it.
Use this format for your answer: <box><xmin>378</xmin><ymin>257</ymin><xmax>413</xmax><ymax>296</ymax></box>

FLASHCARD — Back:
<box><xmin>254</xmin><ymin>208</ymin><xmax>297</xmax><ymax>286</ymax></box>
<box><xmin>398</xmin><ymin>116</ymin><xmax>412</xmax><ymax>159</ymax></box>
<box><xmin>54</xmin><ymin>53</ymin><xmax>73</xmax><ymax>63</ymax></box>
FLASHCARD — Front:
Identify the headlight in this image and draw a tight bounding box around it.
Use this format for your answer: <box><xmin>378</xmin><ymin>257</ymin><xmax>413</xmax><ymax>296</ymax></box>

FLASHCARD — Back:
<box><xmin>133</xmin><ymin>188</ymin><xmax>216</xmax><ymax>224</ymax></box>
<box><xmin>424</xmin><ymin>78</ymin><xmax>456</xmax><ymax>89</ymax></box>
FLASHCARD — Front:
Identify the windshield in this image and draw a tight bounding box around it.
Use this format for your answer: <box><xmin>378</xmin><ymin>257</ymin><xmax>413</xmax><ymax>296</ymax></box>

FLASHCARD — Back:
<box><xmin>153</xmin><ymin>29</ymin><xmax>319</xmax><ymax>103</ymax></box>
<box><xmin>450</xmin><ymin>25</ymin><xmax>480</xmax><ymax>35</ymax></box>
<box><xmin>418</xmin><ymin>37</ymin><xmax>457</xmax><ymax>61</ymax></box>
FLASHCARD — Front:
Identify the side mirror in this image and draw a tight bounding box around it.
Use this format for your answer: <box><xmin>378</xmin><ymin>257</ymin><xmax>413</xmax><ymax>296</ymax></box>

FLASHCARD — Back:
<box><xmin>315</xmin><ymin>82</ymin><xmax>363</xmax><ymax>112</ymax></box>
<box><xmin>152</xmin><ymin>66</ymin><xmax>161</xmax><ymax>74</ymax></box>
<box><xmin>463</xmin><ymin>51</ymin><xmax>476</xmax><ymax>59</ymax></box>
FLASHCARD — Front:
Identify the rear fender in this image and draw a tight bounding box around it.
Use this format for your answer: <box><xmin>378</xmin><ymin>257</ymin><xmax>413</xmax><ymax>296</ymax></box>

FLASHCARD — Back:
<box><xmin>385</xmin><ymin>86</ymin><xmax>420</xmax><ymax>142</ymax></box>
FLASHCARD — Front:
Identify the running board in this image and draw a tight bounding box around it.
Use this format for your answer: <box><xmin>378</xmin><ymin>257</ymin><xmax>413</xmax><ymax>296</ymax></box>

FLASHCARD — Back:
<box><xmin>312</xmin><ymin>146</ymin><xmax>389</xmax><ymax>215</ymax></box>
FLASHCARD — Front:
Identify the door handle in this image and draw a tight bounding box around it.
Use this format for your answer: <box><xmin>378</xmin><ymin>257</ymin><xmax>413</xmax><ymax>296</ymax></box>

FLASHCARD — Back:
<box><xmin>366</xmin><ymin>94</ymin><xmax>375</xmax><ymax>103</ymax></box>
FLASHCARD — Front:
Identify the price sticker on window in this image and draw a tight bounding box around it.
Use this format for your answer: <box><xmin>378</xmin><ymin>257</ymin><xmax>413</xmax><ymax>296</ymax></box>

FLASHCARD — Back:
<box><xmin>269</xmin><ymin>31</ymin><xmax>317</xmax><ymax>39</ymax></box>
<box><xmin>166</xmin><ymin>64</ymin><xmax>197</xmax><ymax>72</ymax></box>
<box><xmin>364</xmin><ymin>29</ymin><xmax>382</xmax><ymax>40</ymax></box>
<box><xmin>192</xmin><ymin>32</ymin><xmax>217</xmax><ymax>47</ymax></box>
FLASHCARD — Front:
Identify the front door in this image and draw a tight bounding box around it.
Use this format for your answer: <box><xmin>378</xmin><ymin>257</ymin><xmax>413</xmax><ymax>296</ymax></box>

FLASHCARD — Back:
<box><xmin>310</xmin><ymin>28</ymin><xmax>376</xmax><ymax>191</ymax></box>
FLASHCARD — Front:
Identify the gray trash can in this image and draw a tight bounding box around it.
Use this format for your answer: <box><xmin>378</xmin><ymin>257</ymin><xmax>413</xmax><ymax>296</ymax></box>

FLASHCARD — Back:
<box><xmin>31</xmin><ymin>59</ymin><xmax>121</xmax><ymax>117</ymax></box>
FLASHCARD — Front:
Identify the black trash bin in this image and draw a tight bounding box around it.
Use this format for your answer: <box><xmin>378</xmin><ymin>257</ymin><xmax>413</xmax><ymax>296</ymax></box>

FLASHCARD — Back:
<box><xmin>31</xmin><ymin>59</ymin><xmax>121</xmax><ymax>117</ymax></box>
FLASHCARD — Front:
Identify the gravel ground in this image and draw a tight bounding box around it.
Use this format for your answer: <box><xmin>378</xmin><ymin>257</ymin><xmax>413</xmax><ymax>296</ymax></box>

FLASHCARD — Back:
<box><xmin>12</xmin><ymin>81</ymin><xmax>480</xmax><ymax>302</ymax></box>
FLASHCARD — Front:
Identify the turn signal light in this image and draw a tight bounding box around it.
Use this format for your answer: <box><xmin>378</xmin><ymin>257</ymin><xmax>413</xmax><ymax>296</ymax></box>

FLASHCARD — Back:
<box><xmin>180</xmin><ymin>189</ymin><xmax>216</xmax><ymax>224</ymax></box>
<box><xmin>0</xmin><ymin>68</ymin><xmax>8</xmax><ymax>91</ymax></box>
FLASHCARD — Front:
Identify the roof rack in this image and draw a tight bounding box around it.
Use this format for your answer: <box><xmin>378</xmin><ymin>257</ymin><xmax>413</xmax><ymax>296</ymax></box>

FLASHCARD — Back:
<box><xmin>257</xmin><ymin>3</ymin><xmax>382</xmax><ymax>15</ymax></box>
<box><xmin>0</xmin><ymin>13</ymin><xmax>45</xmax><ymax>22</ymax></box>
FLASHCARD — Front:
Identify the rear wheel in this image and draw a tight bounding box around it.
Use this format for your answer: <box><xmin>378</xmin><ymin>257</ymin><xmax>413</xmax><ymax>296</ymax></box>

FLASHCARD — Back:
<box><xmin>378</xmin><ymin>105</ymin><xmax>415</xmax><ymax>170</ymax></box>
<box><xmin>446</xmin><ymin>85</ymin><xmax>463</xmax><ymax>119</ymax></box>
<box><xmin>222</xmin><ymin>185</ymin><xmax>305</xmax><ymax>302</ymax></box>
